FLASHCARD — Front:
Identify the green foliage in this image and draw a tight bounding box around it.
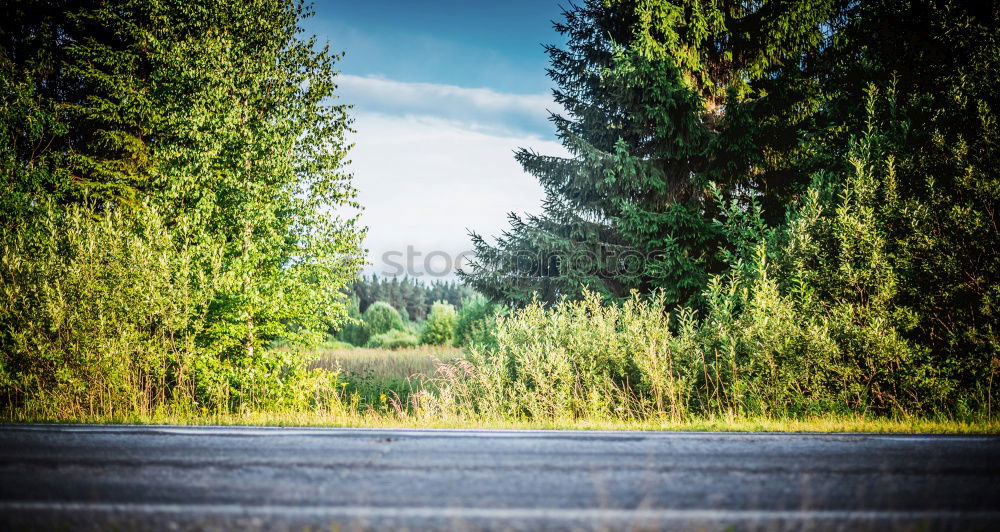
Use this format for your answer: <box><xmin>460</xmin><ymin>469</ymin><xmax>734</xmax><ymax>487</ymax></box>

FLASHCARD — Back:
<box><xmin>429</xmin><ymin>280</ymin><xmax>916</xmax><ymax>422</ymax></box>
<box><xmin>694</xmin><ymin>112</ymin><xmax>937</xmax><ymax>415</ymax></box>
<box><xmin>459</xmin><ymin>0</ymin><xmax>998</xmax><ymax>419</ymax></box>
<box><xmin>822</xmin><ymin>0</ymin><xmax>999</xmax><ymax>405</ymax></box>
<box><xmin>425</xmin><ymin>291</ymin><xmax>680</xmax><ymax>420</ymax></box>
<box><xmin>1</xmin><ymin>0</ymin><xmax>363</xmax><ymax>419</ymax></box>
<box><xmin>150</xmin><ymin>0</ymin><xmax>364</xmax><ymax>356</ymax></box>
<box><xmin>339</xmin><ymin>326</ymin><xmax>371</xmax><ymax>348</ymax></box>
<box><xmin>2</xmin><ymin>0</ymin><xmax>996</xmax><ymax>425</ymax></box>
<box><xmin>366</xmin><ymin>330</ymin><xmax>420</xmax><ymax>350</ymax></box>
<box><xmin>311</xmin><ymin>345</ymin><xmax>466</xmax><ymax>415</ymax></box>
<box><xmin>453</xmin><ymin>294</ymin><xmax>504</xmax><ymax>348</ymax></box>
<box><xmin>0</xmin><ymin>0</ymin><xmax>161</xmax><ymax>216</ymax></box>
<box><xmin>336</xmin><ymin>295</ymin><xmax>370</xmax><ymax>347</ymax></box>
<box><xmin>462</xmin><ymin>0</ymin><xmax>839</xmax><ymax>308</ymax></box>
<box><xmin>318</xmin><ymin>339</ymin><xmax>356</xmax><ymax>350</ymax></box>
<box><xmin>0</xmin><ymin>201</ymin><xmax>342</xmax><ymax>417</ymax></box>
<box><xmin>363</xmin><ymin>302</ymin><xmax>404</xmax><ymax>336</ymax></box>
<box><xmin>427</xmin><ymin>93</ymin><xmax>995</xmax><ymax>421</ymax></box>
<box><xmin>420</xmin><ymin>301</ymin><xmax>457</xmax><ymax>346</ymax></box>
<box><xmin>0</xmin><ymin>202</ymin><xmax>207</xmax><ymax>416</ymax></box>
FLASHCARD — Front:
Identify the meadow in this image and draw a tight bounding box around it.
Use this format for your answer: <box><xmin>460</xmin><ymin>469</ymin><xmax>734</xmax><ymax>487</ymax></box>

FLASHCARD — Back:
<box><xmin>308</xmin><ymin>344</ymin><xmax>466</xmax><ymax>414</ymax></box>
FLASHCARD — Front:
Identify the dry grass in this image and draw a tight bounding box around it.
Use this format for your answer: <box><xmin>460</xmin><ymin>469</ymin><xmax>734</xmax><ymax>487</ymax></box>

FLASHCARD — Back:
<box><xmin>310</xmin><ymin>345</ymin><xmax>466</xmax><ymax>380</ymax></box>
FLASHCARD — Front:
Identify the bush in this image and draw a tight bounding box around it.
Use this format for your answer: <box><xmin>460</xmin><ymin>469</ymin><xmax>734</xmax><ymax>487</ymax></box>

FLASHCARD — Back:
<box><xmin>337</xmin><ymin>322</ymin><xmax>370</xmax><ymax>347</ymax></box>
<box><xmin>0</xmin><ymin>203</ymin><xmax>210</xmax><ymax>418</ymax></box>
<box><xmin>423</xmin><ymin>291</ymin><xmax>681</xmax><ymax>421</ymax></box>
<box><xmin>367</xmin><ymin>329</ymin><xmax>419</xmax><ymax>349</ymax></box>
<box><xmin>363</xmin><ymin>301</ymin><xmax>404</xmax><ymax>336</ymax></box>
<box><xmin>453</xmin><ymin>294</ymin><xmax>503</xmax><ymax>347</ymax></box>
<box><xmin>401</xmin><ymin>320</ymin><xmax>421</xmax><ymax>337</ymax></box>
<box><xmin>336</xmin><ymin>296</ymin><xmax>370</xmax><ymax>347</ymax></box>
<box><xmin>420</xmin><ymin>301</ymin><xmax>457</xmax><ymax>345</ymax></box>
<box><xmin>0</xmin><ymin>202</ymin><xmax>345</xmax><ymax>419</ymax></box>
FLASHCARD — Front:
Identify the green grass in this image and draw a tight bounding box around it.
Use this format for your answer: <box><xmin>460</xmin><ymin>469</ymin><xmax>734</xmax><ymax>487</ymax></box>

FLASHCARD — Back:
<box><xmin>12</xmin><ymin>410</ymin><xmax>999</xmax><ymax>434</ymax></box>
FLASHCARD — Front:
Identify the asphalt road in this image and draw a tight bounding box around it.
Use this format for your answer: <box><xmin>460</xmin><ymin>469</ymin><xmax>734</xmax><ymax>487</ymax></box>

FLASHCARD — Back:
<box><xmin>1</xmin><ymin>425</ymin><xmax>998</xmax><ymax>531</ymax></box>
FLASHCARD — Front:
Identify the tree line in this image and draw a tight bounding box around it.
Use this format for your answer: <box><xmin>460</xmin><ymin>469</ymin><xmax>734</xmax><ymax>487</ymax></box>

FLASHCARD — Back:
<box><xmin>347</xmin><ymin>275</ymin><xmax>477</xmax><ymax>322</ymax></box>
<box><xmin>331</xmin><ymin>275</ymin><xmax>490</xmax><ymax>349</ymax></box>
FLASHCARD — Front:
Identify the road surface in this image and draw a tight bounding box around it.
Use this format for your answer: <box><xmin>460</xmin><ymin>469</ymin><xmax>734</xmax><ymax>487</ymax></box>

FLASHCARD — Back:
<box><xmin>1</xmin><ymin>425</ymin><xmax>998</xmax><ymax>530</ymax></box>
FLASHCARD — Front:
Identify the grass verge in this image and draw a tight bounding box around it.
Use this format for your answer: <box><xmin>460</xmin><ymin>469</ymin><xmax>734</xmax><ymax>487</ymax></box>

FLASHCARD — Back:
<box><xmin>7</xmin><ymin>347</ymin><xmax>996</xmax><ymax>433</ymax></box>
<box><xmin>5</xmin><ymin>411</ymin><xmax>998</xmax><ymax>434</ymax></box>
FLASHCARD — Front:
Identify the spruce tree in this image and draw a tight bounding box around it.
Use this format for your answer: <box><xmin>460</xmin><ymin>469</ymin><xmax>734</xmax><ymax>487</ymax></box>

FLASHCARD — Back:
<box><xmin>461</xmin><ymin>0</ymin><xmax>839</xmax><ymax>307</ymax></box>
<box><xmin>1</xmin><ymin>0</ymin><xmax>163</xmax><ymax>222</ymax></box>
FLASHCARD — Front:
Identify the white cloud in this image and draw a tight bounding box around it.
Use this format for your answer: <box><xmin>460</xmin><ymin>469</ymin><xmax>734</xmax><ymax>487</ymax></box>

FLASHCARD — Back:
<box><xmin>337</xmin><ymin>74</ymin><xmax>562</xmax><ymax>138</ymax></box>
<box><xmin>335</xmin><ymin>75</ymin><xmax>569</xmax><ymax>279</ymax></box>
<box><xmin>346</xmin><ymin>110</ymin><xmax>566</xmax><ymax>279</ymax></box>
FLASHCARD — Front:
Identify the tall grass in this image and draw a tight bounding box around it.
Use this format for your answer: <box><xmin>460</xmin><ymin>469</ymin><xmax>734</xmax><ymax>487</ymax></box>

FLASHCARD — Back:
<box><xmin>415</xmin><ymin>290</ymin><xmax>994</xmax><ymax>425</ymax></box>
<box><xmin>310</xmin><ymin>345</ymin><xmax>465</xmax><ymax>414</ymax></box>
<box><xmin>416</xmin><ymin>292</ymin><xmax>691</xmax><ymax>423</ymax></box>
<box><xmin>312</xmin><ymin>345</ymin><xmax>464</xmax><ymax>376</ymax></box>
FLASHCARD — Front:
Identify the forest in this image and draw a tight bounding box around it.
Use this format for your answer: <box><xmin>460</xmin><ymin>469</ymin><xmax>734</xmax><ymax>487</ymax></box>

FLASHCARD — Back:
<box><xmin>1</xmin><ymin>0</ymin><xmax>996</xmax><ymax>430</ymax></box>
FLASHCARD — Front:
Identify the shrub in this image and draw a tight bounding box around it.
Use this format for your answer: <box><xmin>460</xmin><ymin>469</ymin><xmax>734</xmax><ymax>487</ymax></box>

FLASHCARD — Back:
<box><xmin>422</xmin><ymin>97</ymin><xmax>964</xmax><ymax>422</ymax></box>
<box><xmin>0</xmin><ymin>202</ymin><xmax>215</xmax><ymax>418</ymax></box>
<box><xmin>401</xmin><ymin>320</ymin><xmax>421</xmax><ymax>337</ymax></box>
<box><xmin>336</xmin><ymin>296</ymin><xmax>370</xmax><ymax>347</ymax></box>
<box><xmin>423</xmin><ymin>291</ymin><xmax>683</xmax><ymax>421</ymax></box>
<box><xmin>363</xmin><ymin>301</ymin><xmax>404</xmax><ymax>336</ymax></box>
<box><xmin>337</xmin><ymin>322</ymin><xmax>370</xmax><ymax>347</ymax></box>
<box><xmin>420</xmin><ymin>301</ymin><xmax>457</xmax><ymax>345</ymax></box>
<box><xmin>0</xmin><ymin>202</ymin><xmax>345</xmax><ymax>419</ymax></box>
<box><xmin>453</xmin><ymin>294</ymin><xmax>503</xmax><ymax>347</ymax></box>
<box><xmin>367</xmin><ymin>329</ymin><xmax>419</xmax><ymax>349</ymax></box>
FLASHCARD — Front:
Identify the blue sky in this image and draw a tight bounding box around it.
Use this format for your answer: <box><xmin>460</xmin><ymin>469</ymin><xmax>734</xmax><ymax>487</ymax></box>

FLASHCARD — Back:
<box><xmin>307</xmin><ymin>1</ymin><xmax>570</xmax><ymax>278</ymax></box>
<box><xmin>306</xmin><ymin>1</ymin><xmax>565</xmax><ymax>94</ymax></box>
